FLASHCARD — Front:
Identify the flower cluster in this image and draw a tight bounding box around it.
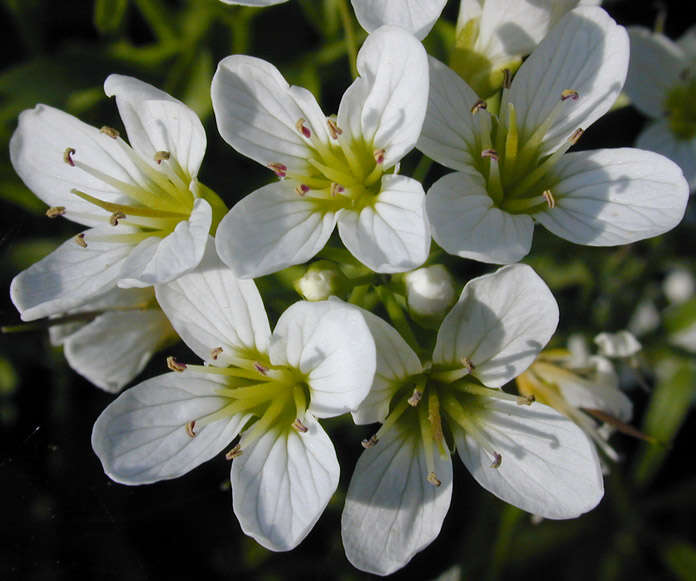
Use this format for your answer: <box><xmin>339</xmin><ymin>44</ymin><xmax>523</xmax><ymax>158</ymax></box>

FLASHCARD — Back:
<box><xmin>5</xmin><ymin>0</ymin><xmax>691</xmax><ymax>576</ymax></box>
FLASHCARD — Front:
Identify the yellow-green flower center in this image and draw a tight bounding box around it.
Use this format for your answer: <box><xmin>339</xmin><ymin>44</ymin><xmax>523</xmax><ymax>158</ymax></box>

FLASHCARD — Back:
<box><xmin>664</xmin><ymin>78</ymin><xmax>696</xmax><ymax>140</ymax></box>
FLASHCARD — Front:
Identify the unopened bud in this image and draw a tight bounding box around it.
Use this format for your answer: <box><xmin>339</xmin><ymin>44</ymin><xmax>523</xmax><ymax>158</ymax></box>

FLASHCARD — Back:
<box><xmin>594</xmin><ymin>331</ymin><xmax>641</xmax><ymax>358</ymax></box>
<box><xmin>294</xmin><ymin>260</ymin><xmax>347</xmax><ymax>301</ymax></box>
<box><xmin>404</xmin><ymin>265</ymin><xmax>456</xmax><ymax>324</ymax></box>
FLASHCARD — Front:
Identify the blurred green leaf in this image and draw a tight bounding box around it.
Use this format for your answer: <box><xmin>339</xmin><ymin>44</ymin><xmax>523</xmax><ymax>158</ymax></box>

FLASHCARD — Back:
<box><xmin>94</xmin><ymin>0</ymin><xmax>128</xmax><ymax>35</ymax></box>
<box><xmin>661</xmin><ymin>540</ymin><xmax>696</xmax><ymax>581</ymax></box>
<box><xmin>665</xmin><ymin>298</ymin><xmax>696</xmax><ymax>334</ymax></box>
<box><xmin>0</xmin><ymin>356</ymin><xmax>18</xmax><ymax>394</ymax></box>
<box><xmin>632</xmin><ymin>357</ymin><xmax>696</xmax><ymax>487</ymax></box>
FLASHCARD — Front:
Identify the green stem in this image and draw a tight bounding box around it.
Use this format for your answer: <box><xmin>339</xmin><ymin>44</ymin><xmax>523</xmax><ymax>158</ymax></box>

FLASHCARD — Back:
<box><xmin>336</xmin><ymin>0</ymin><xmax>358</xmax><ymax>79</ymax></box>
<box><xmin>377</xmin><ymin>286</ymin><xmax>420</xmax><ymax>354</ymax></box>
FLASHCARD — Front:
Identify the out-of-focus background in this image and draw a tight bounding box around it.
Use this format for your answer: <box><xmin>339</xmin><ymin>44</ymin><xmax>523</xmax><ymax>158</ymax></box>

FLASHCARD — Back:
<box><xmin>1</xmin><ymin>1</ymin><xmax>695</xmax><ymax>579</ymax></box>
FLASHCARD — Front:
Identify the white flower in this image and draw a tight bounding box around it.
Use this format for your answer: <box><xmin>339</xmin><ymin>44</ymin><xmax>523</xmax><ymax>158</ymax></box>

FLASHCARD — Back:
<box><xmin>341</xmin><ymin>264</ymin><xmax>603</xmax><ymax>575</ymax></box>
<box><xmin>625</xmin><ymin>26</ymin><xmax>696</xmax><ymax>189</ymax></box>
<box><xmin>418</xmin><ymin>7</ymin><xmax>689</xmax><ymax>265</ymax></box>
<box><xmin>10</xmin><ymin>75</ymin><xmax>220</xmax><ymax>322</ymax></box>
<box><xmin>48</xmin><ymin>287</ymin><xmax>176</xmax><ymax>393</ymax></box>
<box><xmin>219</xmin><ymin>0</ymin><xmax>447</xmax><ymax>39</ymax></box>
<box><xmin>663</xmin><ymin>267</ymin><xmax>695</xmax><ymax>305</ymax></box>
<box><xmin>91</xmin><ymin>243</ymin><xmax>376</xmax><ymax>552</ymax></box>
<box><xmin>211</xmin><ymin>26</ymin><xmax>430</xmax><ymax>277</ymax></box>
<box><xmin>453</xmin><ymin>0</ymin><xmax>602</xmax><ymax>96</ymax></box>
<box><xmin>516</xmin><ymin>334</ymin><xmax>634</xmax><ymax>461</ymax></box>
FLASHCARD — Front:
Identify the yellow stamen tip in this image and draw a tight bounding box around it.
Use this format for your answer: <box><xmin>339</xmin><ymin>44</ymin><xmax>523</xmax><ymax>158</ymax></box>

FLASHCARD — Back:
<box><xmin>225</xmin><ymin>444</ymin><xmax>242</xmax><ymax>460</ymax></box>
<box><xmin>154</xmin><ymin>151</ymin><xmax>171</xmax><ymax>164</ymax></box>
<box><xmin>361</xmin><ymin>435</ymin><xmax>379</xmax><ymax>449</ymax></box>
<box><xmin>46</xmin><ymin>206</ymin><xmax>66</xmax><ymax>218</ymax></box>
<box><xmin>63</xmin><ymin>147</ymin><xmax>76</xmax><ymax>166</ymax></box>
<box><xmin>490</xmin><ymin>452</ymin><xmax>502</xmax><ymax>469</ymax></box>
<box><xmin>542</xmin><ymin>190</ymin><xmax>556</xmax><ymax>209</ymax></box>
<box><xmin>210</xmin><ymin>346</ymin><xmax>223</xmax><ymax>361</ymax></box>
<box><xmin>427</xmin><ymin>472</ymin><xmax>441</xmax><ymax>487</ymax></box>
<box><xmin>167</xmin><ymin>355</ymin><xmax>187</xmax><ymax>372</ymax></box>
<box><xmin>185</xmin><ymin>420</ymin><xmax>197</xmax><ymax>438</ymax></box>
<box><xmin>561</xmin><ymin>89</ymin><xmax>579</xmax><ymax>101</ymax></box>
<box><xmin>292</xmin><ymin>419</ymin><xmax>309</xmax><ymax>433</ymax></box>
<box><xmin>471</xmin><ymin>100</ymin><xmax>487</xmax><ymax>114</ymax></box>
<box><xmin>109</xmin><ymin>211</ymin><xmax>126</xmax><ymax>226</ymax></box>
<box><xmin>74</xmin><ymin>233</ymin><xmax>87</xmax><ymax>248</ymax></box>
<box><xmin>100</xmin><ymin>126</ymin><xmax>120</xmax><ymax>139</ymax></box>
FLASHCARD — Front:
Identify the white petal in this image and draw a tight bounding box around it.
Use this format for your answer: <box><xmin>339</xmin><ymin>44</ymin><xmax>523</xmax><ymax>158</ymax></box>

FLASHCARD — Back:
<box><xmin>677</xmin><ymin>24</ymin><xmax>696</xmax><ymax>60</ymax></box>
<box><xmin>155</xmin><ymin>239</ymin><xmax>271</xmax><ymax>365</ymax></box>
<box><xmin>118</xmin><ymin>198</ymin><xmax>211</xmax><ymax>287</ymax></box>
<box><xmin>503</xmin><ymin>7</ymin><xmax>629</xmax><ymax>154</ymax></box>
<box><xmin>454</xmin><ymin>398</ymin><xmax>604</xmax><ymax>519</ymax></box>
<box><xmin>636</xmin><ymin>120</ymin><xmax>696</xmax><ymax>190</ymax></box>
<box><xmin>342</xmin><ymin>422</ymin><xmax>452</xmax><ymax>576</ymax></box>
<box><xmin>215</xmin><ymin>182</ymin><xmax>337</xmax><ymax>279</ymax></box>
<box><xmin>9</xmin><ymin>104</ymin><xmax>139</xmax><ymax>227</ymax></box>
<box><xmin>351</xmin><ymin>307</ymin><xmax>423</xmax><ymax>425</ymax></box>
<box><xmin>211</xmin><ymin>55</ymin><xmax>327</xmax><ymax>175</ymax></box>
<box><xmin>351</xmin><ymin>0</ymin><xmax>446</xmax><ymax>40</ymax></box>
<box><xmin>270</xmin><ymin>300</ymin><xmax>376</xmax><ymax>418</ymax></box>
<box><xmin>624</xmin><ymin>27</ymin><xmax>684</xmax><ymax>119</ymax></box>
<box><xmin>64</xmin><ymin>308</ymin><xmax>174</xmax><ymax>393</ymax></box>
<box><xmin>535</xmin><ymin>148</ymin><xmax>689</xmax><ymax>246</ymax></box>
<box><xmin>92</xmin><ymin>371</ymin><xmax>248</xmax><ymax>484</ymax></box>
<box><xmin>338</xmin><ymin>175</ymin><xmax>430</xmax><ymax>273</ymax></box>
<box><xmin>434</xmin><ymin>264</ymin><xmax>559</xmax><ymax>387</ymax></box>
<box><xmin>426</xmin><ymin>170</ymin><xmax>534</xmax><ymax>264</ymax></box>
<box><xmin>417</xmin><ymin>56</ymin><xmax>482</xmax><ymax>172</ymax></box>
<box><xmin>104</xmin><ymin>74</ymin><xmax>206</xmax><ymax>178</ymax></box>
<box><xmin>231</xmin><ymin>421</ymin><xmax>339</xmax><ymax>551</ymax></box>
<box><xmin>338</xmin><ymin>26</ymin><xmax>429</xmax><ymax>167</ymax></box>
<box><xmin>10</xmin><ymin>229</ymin><xmax>134</xmax><ymax>321</ymax></box>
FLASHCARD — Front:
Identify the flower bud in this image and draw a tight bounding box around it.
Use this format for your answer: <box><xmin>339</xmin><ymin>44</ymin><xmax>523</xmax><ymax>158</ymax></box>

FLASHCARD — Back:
<box><xmin>594</xmin><ymin>331</ymin><xmax>641</xmax><ymax>358</ymax></box>
<box><xmin>294</xmin><ymin>260</ymin><xmax>347</xmax><ymax>301</ymax></box>
<box><xmin>404</xmin><ymin>265</ymin><xmax>456</xmax><ymax>324</ymax></box>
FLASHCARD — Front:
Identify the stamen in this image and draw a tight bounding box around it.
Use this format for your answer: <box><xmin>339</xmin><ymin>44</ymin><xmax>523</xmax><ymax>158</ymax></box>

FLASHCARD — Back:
<box><xmin>292</xmin><ymin>419</ymin><xmax>309</xmax><ymax>433</ymax></box>
<box><xmin>443</xmin><ymin>394</ymin><xmax>502</xmax><ymax>468</ymax></box>
<box><xmin>254</xmin><ymin>362</ymin><xmax>269</xmax><ymax>375</ymax></box>
<box><xmin>361</xmin><ymin>434</ymin><xmax>379</xmax><ymax>448</ymax></box>
<box><xmin>185</xmin><ymin>421</ymin><xmax>197</xmax><ymax>438</ymax></box>
<box><xmin>502</xmin><ymin>69</ymin><xmax>512</xmax><ymax>90</ymax></box>
<box><xmin>569</xmin><ymin>128</ymin><xmax>584</xmax><ymax>144</ymax></box>
<box><xmin>268</xmin><ymin>163</ymin><xmax>288</xmax><ymax>178</ymax></box>
<box><xmin>428</xmin><ymin>392</ymin><xmax>445</xmax><ymax>452</ymax></box>
<box><xmin>481</xmin><ymin>148</ymin><xmax>498</xmax><ymax>161</ymax></box>
<box><xmin>46</xmin><ymin>206</ymin><xmax>65</xmax><ymax>218</ymax></box>
<box><xmin>100</xmin><ymin>126</ymin><xmax>120</xmax><ymax>139</ymax></box>
<box><xmin>471</xmin><ymin>100</ymin><xmax>487</xmax><ymax>114</ymax></box>
<box><xmin>561</xmin><ymin>89</ymin><xmax>579</xmax><ymax>101</ymax></box>
<box><xmin>373</xmin><ymin>149</ymin><xmax>385</xmax><ymax>165</ymax></box>
<box><xmin>517</xmin><ymin>394</ymin><xmax>535</xmax><ymax>406</ymax></box>
<box><xmin>462</xmin><ymin>357</ymin><xmax>475</xmax><ymax>373</ymax></box>
<box><xmin>211</xmin><ymin>347</ymin><xmax>223</xmax><ymax>360</ymax></box>
<box><xmin>225</xmin><ymin>444</ymin><xmax>242</xmax><ymax>459</ymax></box>
<box><xmin>327</xmin><ymin>118</ymin><xmax>343</xmax><ymax>140</ymax></box>
<box><xmin>109</xmin><ymin>211</ymin><xmax>126</xmax><ymax>226</ymax></box>
<box><xmin>542</xmin><ymin>190</ymin><xmax>556</xmax><ymax>209</ymax></box>
<box><xmin>296</xmin><ymin>118</ymin><xmax>311</xmax><ymax>139</ymax></box>
<box><xmin>490</xmin><ymin>452</ymin><xmax>502</xmax><ymax>468</ymax></box>
<box><xmin>295</xmin><ymin>184</ymin><xmax>309</xmax><ymax>196</ymax></box>
<box><xmin>75</xmin><ymin>233</ymin><xmax>87</xmax><ymax>248</ymax></box>
<box><xmin>330</xmin><ymin>183</ymin><xmax>344</xmax><ymax>197</ymax></box>
<box><xmin>63</xmin><ymin>147</ymin><xmax>76</xmax><ymax>166</ymax></box>
<box><xmin>167</xmin><ymin>355</ymin><xmax>187</xmax><ymax>372</ymax></box>
<box><xmin>427</xmin><ymin>472</ymin><xmax>442</xmax><ymax>487</ymax></box>
<box><xmin>71</xmin><ymin>189</ymin><xmax>188</xmax><ymax>218</ymax></box>
<box><xmin>154</xmin><ymin>151</ymin><xmax>171</xmax><ymax>164</ymax></box>
<box><xmin>407</xmin><ymin>387</ymin><xmax>423</xmax><ymax>407</ymax></box>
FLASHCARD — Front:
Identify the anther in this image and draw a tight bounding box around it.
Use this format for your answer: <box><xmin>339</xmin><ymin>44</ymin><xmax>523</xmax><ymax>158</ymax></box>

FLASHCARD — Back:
<box><xmin>46</xmin><ymin>206</ymin><xmax>66</xmax><ymax>218</ymax></box>
<box><xmin>542</xmin><ymin>190</ymin><xmax>556</xmax><ymax>209</ymax></box>
<box><xmin>296</xmin><ymin>118</ymin><xmax>311</xmax><ymax>139</ymax></box>
<box><xmin>185</xmin><ymin>421</ymin><xmax>197</xmax><ymax>438</ymax></box>
<box><xmin>569</xmin><ymin>128</ymin><xmax>584</xmax><ymax>144</ymax></box>
<box><xmin>154</xmin><ymin>151</ymin><xmax>171</xmax><ymax>164</ymax></box>
<box><xmin>292</xmin><ymin>419</ymin><xmax>309</xmax><ymax>433</ymax></box>
<box><xmin>407</xmin><ymin>387</ymin><xmax>423</xmax><ymax>407</ymax></box>
<box><xmin>225</xmin><ymin>444</ymin><xmax>242</xmax><ymax>460</ymax></box>
<box><xmin>327</xmin><ymin>118</ymin><xmax>343</xmax><ymax>139</ymax></box>
<box><xmin>502</xmin><ymin>69</ymin><xmax>512</xmax><ymax>89</ymax></box>
<box><xmin>461</xmin><ymin>357</ymin><xmax>475</xmax><ymax>373</ymax></box>
<box><xmin>481</xmin><ymin>149</ymin><xmax>499</xmax><ymax>161</ymax></box>
<box><xmin>427</xmin><ymin>472</ymin><xmax>441</xmax><ymax>487</ymax></box>
<box><xmin>109</xmin><ymin>211</ymin><xmax>126</xmax><ymax>226</ymax></box>
<box><xmin>516</xmin><ymin>394</ymin><xmax>535</xmax><ymax>406</ymax></box>
<box><xmin>361</xmin><ymin>434</ymin><xmax>379</xmax><ymax>449</ymax></box>
<box><xmin>267</xmin><ymin>163</ymin><xmax>288</xmax><ymax>178</ymax></box>
<box><xmin>167</xmin><ymin>355</ymin><xmax>187</xmax><ymax>372</ymax></box>
<box><xmin>100</xmin><ymin>126</ymin><xmax>120</xmax><ymax>139</ymax></box>
<box><xmin>471</xmin><ymin>100</ymin><xmax>487</xmax><ymax>114</ymax></box>
<box><xmin>330</xmin><ymin>183</ymin><xmax>344</xmax><ymax>197</ymax></box>
<box><xmin>373</xmin><ymin>149</ymin><xmax>386</xmax><ymax>165</ymax></box>
<box><xmin>561</xmin><ymin>89</ymin><xmax>579</xmax><ymax>101</ymax></box>
<box><xmin>295</xmin><ymin>184</ymin><xmax>310</xmax><ymax>196</ymax></box>
<box><xmin>210</xmin><ymin>347</ymin><xmax>223</xmax><ymax>360</ymax></box>
<box><xmin>63</xmin><ymin>147</ymin><xmax>76</xmax><ymax>166</ymax></box>
<box><xmin>254</xmin><ymin>362</ymin><xmax>269</xmax><ymax>375</ymax></box>
<box><xmin>490</xmin><ymin>452</ymin><xmax>502</xmax><ymax>469</ymax></box>
<box><xmin>74</xmin><ymin>233</ymin><xmax>87</xmax><ymax>248</ymax></box>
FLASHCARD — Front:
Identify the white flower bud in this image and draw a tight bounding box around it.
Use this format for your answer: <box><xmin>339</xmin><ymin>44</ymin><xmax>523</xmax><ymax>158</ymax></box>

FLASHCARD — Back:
<box><xmin>294</xmin><ymin>261</ymin><xmax>346</xmax><ymax>301</ymax></box>
<box><xmin>663</xmin><ymin>267</ymin><xmax>695</xmax><ymax>305</ymax></box>
<box><xmin>404</xmin><ymin>265</ymin><xmax>456</xmax><ymax>320</ymax></box>
<box><xmin>594</xmin><ymin>331</ymin><xmax>642</xmax><ymax>358</ymax></box>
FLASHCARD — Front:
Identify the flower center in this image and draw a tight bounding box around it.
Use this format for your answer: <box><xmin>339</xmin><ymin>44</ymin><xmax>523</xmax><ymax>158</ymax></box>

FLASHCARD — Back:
<box><xmin>664</xmin><ymin>77</ymin><xmax>696</xmax><ymax>140</ymax></box>
<box><xmin>168</xmin><ymin>350</ymin><xmax>311</xmax><ymax>456</ymax></box>
<box><xmin>58</xmin><ymin>126</ymin><xmax>196</xmax><ymax>245</ymax></box>
<box><xmin>470</xmin><ymin>90</ymin><xmax>582</xmax><ymax>215</ymax></box>
<box><xmin>268</xmin><ymin>117</ymin><xmax>386</xmax><ymax>213</ymax></box>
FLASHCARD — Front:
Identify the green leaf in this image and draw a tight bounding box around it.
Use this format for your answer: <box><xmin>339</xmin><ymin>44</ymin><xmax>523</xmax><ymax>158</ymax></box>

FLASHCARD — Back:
<box><xmin>94</xmin><ymin>0</ymin><xmax>129</xmax><ymax>35</ymax></box>
<box><xmin>632</xmin><ymin>357</ymin><xmax>696</xmax><ymax>487</ymax></box>
<box><xmin>661</xmin><ymin>540</ymin><xmax>696</xmax><ymax>581</ymax></box>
